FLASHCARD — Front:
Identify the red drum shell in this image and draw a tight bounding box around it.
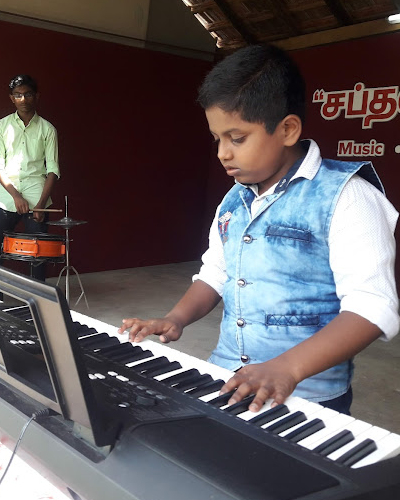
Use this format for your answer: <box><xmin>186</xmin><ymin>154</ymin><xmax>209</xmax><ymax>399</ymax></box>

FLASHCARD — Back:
<box><xmin>2</xmin><ymin>232</ymin><xmax>65</xmax><ymax>262</ymax></box>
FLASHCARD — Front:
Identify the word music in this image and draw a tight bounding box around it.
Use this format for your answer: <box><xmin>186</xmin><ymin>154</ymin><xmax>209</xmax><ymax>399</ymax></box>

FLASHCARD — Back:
<box><xmin>337</xmin><ymin>139</ymin><xmax>384</xmax><ymax>157</ymax></box>
<box><xmin>313</xmin><ymin>83</ymin><xmax>399</xmax><ymax>129</ymax></box>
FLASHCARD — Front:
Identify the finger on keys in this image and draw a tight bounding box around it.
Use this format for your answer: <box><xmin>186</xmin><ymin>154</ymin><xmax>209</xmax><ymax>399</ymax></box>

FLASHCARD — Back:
<box><xmin>118</xmin><ymin>317</ymin><xmax>148</xmax><ymax>341</ymax></box>
<box><xmin>219</xmin><ymin>360</ymin><xmax>297</xmax><ymax>412</ymax></box>
<box><xmin>117</xmin><ymin>317</ymin><xmax>139</xmax><ymax>335</ymax></box>
<box><xmin>247</xmin><ymin>388</ymin><xmax>275</xmax><ymax>412</ymax></box>
<box><xmin>118</xmin><ymin>317</ymin><xmax>183</xmax><ymax>344</ymax></box>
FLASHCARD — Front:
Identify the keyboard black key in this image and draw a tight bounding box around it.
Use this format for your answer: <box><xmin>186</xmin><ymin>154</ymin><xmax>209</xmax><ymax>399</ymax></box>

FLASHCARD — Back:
<box><xmin>128</xmin><ymin>356</ymin><xmax>171</xmax><ymax>373</ymax></box>
<box><xmin>248</xmin><ymin>404</ymin><xmax>289</xmax><ymax>426</ymax></box>
<box><xmin>139</xmin><ymin>357</ymin><xmax>175</xmax><ymax>374</ymax></box>
<box><xmin>79</xmin><ymin>333</ymin><xmax>110</xmax><ymax>346</ymax></box>
<box><xmin>208</xmin><ymin>390</ymin><xmax>236</xmax><ymax>408</ymax></box>
<box><xmin>84</xmin><ymin>337</ymin><xmax>120</xmax><ymax>350</ymax></box>
<box><xmin>336</xmin><ymin>438</ymin><xmax>378</xmax><ymax>467</ymax></box>
<box><xmin>107</xmin><ymin>345</ymin><xmax>148</xmax><ymax>361</ymax></box>
<box><xmin>313</xmin><ymin>430</ymin><xmax>354</xmax><ymax>456</ymax></box>
<box><xmin>74</xmin><ymin>323</ymin><xmax>97</xmax><ymax>337</ymax></box>
<box><xmin>284</xmin><ymin>418</ymin><xmax>325</xmax><ymax>443</ymax></box>
<box><xmin>185</xmin><ymin>379</ymin><xmax>225</xmax><ymax>397</ymax></box>
<box><xmin>266</xmin><ymin>411</ymin><xmax>307</xmax><ymax>434</ymax></box>
<box><xmin>223</xmin><ymin>395</ymin><xmax>256</xmax><ymax>415</ymax></box>
<box><xmin>173</xmin><ymin>373</ymin><xmax>213</xmax><ymax>391</ymax></box>
<box><xmin>117</xmin><ymin>349</ymin><xmax>153</xmax><ymax>364</ymax></box>
<box><xmin>144</xmin><ymin>361</ymin><xmax>182</xmax><ymax>377</ymax></box>
<box><xmin>99</xmin><ymin>342</ymin><xmax>138</xmax><ymax>356</ymax></box>
<box><xmin>91</xmin><ymin>337</ymin><xmax>121</xmax><ymax>350</ymax></box>
<box><xmin>160</xmin><ymin>369</ymin><xmax>200</xmax><ymax>386</ymax></box>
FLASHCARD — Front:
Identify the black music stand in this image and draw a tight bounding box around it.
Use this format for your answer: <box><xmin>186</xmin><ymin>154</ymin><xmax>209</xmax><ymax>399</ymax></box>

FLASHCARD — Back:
<box><xmin>49</xmin><ymin>196</ymin><xmax>89</xmax><ymax>308</ymax></box>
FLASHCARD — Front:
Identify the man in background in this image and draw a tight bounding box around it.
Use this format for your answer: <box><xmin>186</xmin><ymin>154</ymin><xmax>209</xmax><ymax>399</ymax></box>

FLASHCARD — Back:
<box><xmin>0</xmin><ymin>74</ymin><xmax>60</xmax><ymax>281</ymax></box>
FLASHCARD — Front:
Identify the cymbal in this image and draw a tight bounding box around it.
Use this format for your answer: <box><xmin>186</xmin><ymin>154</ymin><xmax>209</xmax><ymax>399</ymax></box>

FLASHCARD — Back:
<box><xmin>47</xmin><ymin>217</ymin><xmax>87</xmax><ymax>229</ymax></box>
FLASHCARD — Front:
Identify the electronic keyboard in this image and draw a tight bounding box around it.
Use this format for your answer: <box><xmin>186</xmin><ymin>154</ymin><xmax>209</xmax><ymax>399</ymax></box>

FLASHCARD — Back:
<box><xmin>0</xmin><ymin>305</ymin><xmax>399</xmax><ymax>500</ymax></box>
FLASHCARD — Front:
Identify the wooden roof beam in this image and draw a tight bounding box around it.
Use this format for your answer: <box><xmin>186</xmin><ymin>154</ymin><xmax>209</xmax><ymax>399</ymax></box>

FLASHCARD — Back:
<box><xmin>212</xmin><ymin>0</ymin><xmax>258</xmax><ymax>44</ymax></box>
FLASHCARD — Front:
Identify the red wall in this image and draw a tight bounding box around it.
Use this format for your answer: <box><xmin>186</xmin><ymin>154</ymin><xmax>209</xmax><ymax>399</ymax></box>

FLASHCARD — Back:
<box><xmin>1</xmin><ymin>21</ymin><xmax>400</xmax><ymax>286</ymax></box>
<box><xmin>291</xmin><ymin>32</ymin><xmax>400</xmax><ymax>207</ymax></box>
<box><xmin>290</xmin><ymin>32</ymin><xmax>400</xmax><ymax>288</ymax></box>
<box><xmin>0</xmin><ymin>20</ymin><xmax>213</xmax><ymax>275</ymax></box>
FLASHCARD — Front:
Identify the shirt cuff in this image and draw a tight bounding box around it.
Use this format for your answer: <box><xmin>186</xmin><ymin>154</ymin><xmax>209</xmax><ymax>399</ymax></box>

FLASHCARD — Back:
<box><xmin>192</xmin><ymin>270</ymin><xmax>225</xmax><ymax>297</ymax></box>
<box><xmin>46</xmin><ymin>161</ymin><xmax>60</xmax><ymax>177</ymax></box>
<box><xmin>340</xmin><ymin>293</ymin><xmax>400</xmax><ymax>341</ymax></box>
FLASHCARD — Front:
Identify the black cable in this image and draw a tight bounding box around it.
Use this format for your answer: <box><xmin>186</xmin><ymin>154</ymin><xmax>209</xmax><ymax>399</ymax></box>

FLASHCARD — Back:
<box><xmin>0</xmin><ymin>408</ymin><xmax>56</xmax><ymax>486</ymax></box>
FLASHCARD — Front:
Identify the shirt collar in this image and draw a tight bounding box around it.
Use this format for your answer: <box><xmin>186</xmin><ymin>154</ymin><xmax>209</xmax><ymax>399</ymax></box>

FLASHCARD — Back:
<box><xmin>243</xmin><ymin>139</ymin><xmax>322</xmax><ymax>199</ymax></box>
<box><xmin>13</xmin><ymin>111</ymin><xmax>39</xmax><ymax>127</ymax></box>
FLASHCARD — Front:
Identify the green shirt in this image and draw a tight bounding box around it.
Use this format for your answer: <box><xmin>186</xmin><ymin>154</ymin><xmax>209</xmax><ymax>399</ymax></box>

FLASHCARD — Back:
<box><xmin>0</xmin><ymin>112</ymin><xmax>60</xmax><ymax>211</ymax></box>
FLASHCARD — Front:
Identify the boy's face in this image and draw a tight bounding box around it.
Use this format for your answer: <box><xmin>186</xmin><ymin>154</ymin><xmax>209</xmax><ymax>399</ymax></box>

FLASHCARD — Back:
<box><xmin>9</xmin><ymin>84</ymin><xmax>38</xmax><ymax>115</ymax></box>
<box><xmin>205</xmin><ymin>106</ymin><xmax>297</xmax><ymax>195</ymax></box>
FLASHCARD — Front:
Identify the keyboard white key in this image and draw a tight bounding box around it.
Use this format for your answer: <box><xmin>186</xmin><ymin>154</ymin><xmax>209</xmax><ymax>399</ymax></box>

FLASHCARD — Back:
<box><xmin>307</xmin><ymin>419</ymin><xmax>372</xmax><ymax>452</ymax></box>
<box><xmin>351</xmin><ymin>432</ymin><xmax>400</xmax><ymax>468</ymax></box>
<box><xmin>198</xmin><ymin>389</ymin><xmax>225</xmax><ymax>403</ymax></box>
<box><xmin>278</xmin><ymin>406</ymin><xmax>339</xmax><ymax>438</ymax></box>
<box><xmin>299</xmin><ymin>412</ymin><xmax>355</xmax><ymax>448</ymax></box>
<box><xmin>236</xmin><ymin>397</ymin><xmax>317</xmax><ymax>424</ymax></box>
<box><xmin>327</xmin><ymin>425</ymin><xmax>389</xmax><ymax>461</ymax></box>
<box><xmin>229</xmin><ymin>398</ymin><xmax>275</xmax><ymax>420</ymax></box>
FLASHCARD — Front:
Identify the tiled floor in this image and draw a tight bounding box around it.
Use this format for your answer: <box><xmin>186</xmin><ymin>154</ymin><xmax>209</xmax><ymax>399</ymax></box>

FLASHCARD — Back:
<box><xmin>50</xmin><ymin>260</ymin><xmax>400</xmax><ymax>435</ymax></box>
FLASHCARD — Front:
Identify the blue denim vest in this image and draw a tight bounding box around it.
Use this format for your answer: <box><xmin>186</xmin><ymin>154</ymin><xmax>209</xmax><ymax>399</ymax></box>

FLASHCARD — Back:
<box><xmin>209</xmin><ymin>158</ymin><xmax>384</xmax><ymax>402</ymax></box>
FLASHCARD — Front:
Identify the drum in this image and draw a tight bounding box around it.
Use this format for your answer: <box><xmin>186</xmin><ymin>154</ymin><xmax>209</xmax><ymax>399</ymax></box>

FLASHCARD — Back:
<box><xmin>1</xmin><ymin>232</ymin><xmax>66</xmax><ymax>263</ymax></box>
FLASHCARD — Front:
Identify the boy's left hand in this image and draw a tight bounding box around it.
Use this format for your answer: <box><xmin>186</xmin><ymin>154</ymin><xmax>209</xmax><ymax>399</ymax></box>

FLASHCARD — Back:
<box><xmin>219</xmin><ymin>359</ymin><xmax>298</xmax><ymax>412</ymax></box>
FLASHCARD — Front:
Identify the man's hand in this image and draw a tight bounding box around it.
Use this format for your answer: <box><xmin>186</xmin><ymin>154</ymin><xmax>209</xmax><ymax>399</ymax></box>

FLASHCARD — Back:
<box><xmin>13</xmin><ymin>194</ymin><xmax>29</xmax><ymax>215</ymax></box>
<box><xmin>32</xmin><ymin>204</ymin><xmax>45</xmax><ymax>222</ymax></box>
<box><xmin>118</xmin><ymin>317</ymin><xmax>184</xmax><ymax>344</ymax></box>
<box><xmin>220</xmin><ymin>358</ymin><xmax>298</xmax><ymax>412</ymax></box>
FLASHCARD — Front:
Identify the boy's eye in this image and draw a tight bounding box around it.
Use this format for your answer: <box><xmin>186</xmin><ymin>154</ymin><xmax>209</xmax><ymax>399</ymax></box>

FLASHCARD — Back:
<box><xmin>231</xmin><ymin>136</ymin><xmax>245</xmax><ymax>144</ymax></box>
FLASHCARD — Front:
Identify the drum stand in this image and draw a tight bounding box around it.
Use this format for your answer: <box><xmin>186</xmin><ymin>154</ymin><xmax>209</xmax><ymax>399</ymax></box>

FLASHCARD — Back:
<box><xmin>51</xmin><ymin>197</ymin><xmax>89</xmax><ymax>309</ymax></box>
<box><xmin>56</xmin><ymin>227</ymin><xmax>88</xmax><ymax>308</ymax></box>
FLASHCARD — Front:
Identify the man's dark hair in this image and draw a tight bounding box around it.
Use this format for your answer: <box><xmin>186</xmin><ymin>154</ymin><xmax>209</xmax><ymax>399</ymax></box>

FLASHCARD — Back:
<box><xmin>198</xmin><ymin>44</ymin><xmax>306</xmax><ymax>134</ymax></box>
<box><xmin>9</xmin><ymin>75</ymin><xmax>38</xmax><ymax>94</ymax></box>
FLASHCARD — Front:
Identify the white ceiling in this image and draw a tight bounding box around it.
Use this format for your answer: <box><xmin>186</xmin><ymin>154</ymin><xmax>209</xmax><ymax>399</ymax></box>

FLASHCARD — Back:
<box><xmin>0</xmin><ymin>0</ymin><xmax>216</xmax><ymax>60</ymax></box>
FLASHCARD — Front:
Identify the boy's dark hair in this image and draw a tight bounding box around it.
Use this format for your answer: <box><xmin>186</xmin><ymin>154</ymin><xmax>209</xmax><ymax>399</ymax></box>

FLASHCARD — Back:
<box><xmin>9</xmin><ymin>75</ymin><xmax>38</xmax><ymax>94</ymax></box>
<box><xmin>198</xmin><ymin>44</ymin><xmax>305</xmax><ymax>134</ymax></box>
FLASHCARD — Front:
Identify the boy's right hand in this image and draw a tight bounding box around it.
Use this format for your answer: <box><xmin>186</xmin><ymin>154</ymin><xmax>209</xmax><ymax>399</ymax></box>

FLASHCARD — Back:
<box><xmin>118</xmin><ymin>317</ymin><xmax>183</xmax><ymax>344</ymax></box>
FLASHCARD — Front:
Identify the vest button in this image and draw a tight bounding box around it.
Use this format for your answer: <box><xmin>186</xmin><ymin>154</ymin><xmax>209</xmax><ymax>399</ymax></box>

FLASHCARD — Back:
<box><xmin>237</xmin><ymin>278</ymin><xmax>247</xmax><ymax>287</ymax></box>
<box><xmin>243</xmin><ymin>234</ymin><xmax>253</xmax><ymax>243</ymax></box>
<box><xmin>237</xmin><ymin>318</ymin><xmax>246</xmax><ymax>327</ymax></box>
<box><xmin>241</xmin><ymin>355</ymin><xmax>250</xmax><ymax>363</ymax></box>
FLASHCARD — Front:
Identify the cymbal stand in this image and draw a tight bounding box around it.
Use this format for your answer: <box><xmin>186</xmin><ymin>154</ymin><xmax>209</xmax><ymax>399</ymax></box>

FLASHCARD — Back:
<box><xmin>55</xmin><ymin>196</ymin><xmax>89</xmax><ymax>308</ymax></box>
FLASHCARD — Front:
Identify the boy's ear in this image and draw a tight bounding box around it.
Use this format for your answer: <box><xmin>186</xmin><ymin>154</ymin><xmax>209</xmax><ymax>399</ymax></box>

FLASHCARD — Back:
<box><xmin>281</xmin><ymin>114</ymin><xmax>302</xmax><ymax>146</ymax></box>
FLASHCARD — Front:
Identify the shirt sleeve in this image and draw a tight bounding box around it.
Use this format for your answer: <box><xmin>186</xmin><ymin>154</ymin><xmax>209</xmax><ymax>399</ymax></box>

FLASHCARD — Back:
<box><xmin>0</xmin><ymin>126</ymin><xmax>5</xmax><ymax>172</ymax></box>
<box><xmin>192</xmin><ymin>204</ymin><xmax>227</xmax><ymax>296</ymax></box>
<box><xmin>329</xmin><ymin>175</ymin><xmax>400</xmax><ymax>340</ymax></box>
<box><xmin>45</xmin><ymin>126</ymin><xmax>60</xmax><ymax>178</ymax></box>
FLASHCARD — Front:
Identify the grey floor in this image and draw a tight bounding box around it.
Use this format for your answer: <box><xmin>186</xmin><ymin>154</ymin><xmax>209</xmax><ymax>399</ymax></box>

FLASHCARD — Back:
<box><xmin>50</xmin><ymin>261</ymin><xmax>400</xmax><ymax>435</ymax></box>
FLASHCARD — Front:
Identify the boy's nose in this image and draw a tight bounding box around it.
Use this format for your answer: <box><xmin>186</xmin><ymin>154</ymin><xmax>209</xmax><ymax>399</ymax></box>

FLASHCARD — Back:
<box><xmin>217</xmin><ymin>142</ymin><xmax>233</xmax><ymax>162</ymax></box>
